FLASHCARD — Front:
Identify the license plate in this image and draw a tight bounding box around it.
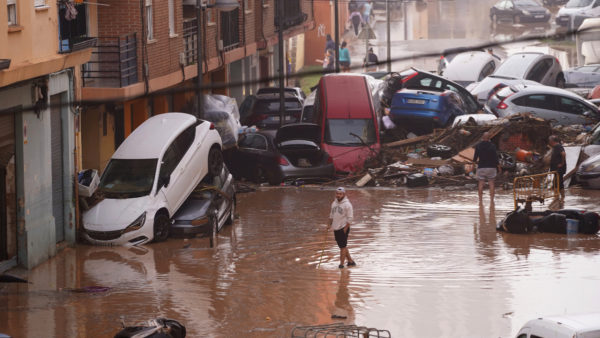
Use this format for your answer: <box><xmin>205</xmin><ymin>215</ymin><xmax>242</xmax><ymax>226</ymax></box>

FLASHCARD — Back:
<box><xmin>535</xmin><ymin>15</ymin><xmax>544</xmax><ymax>18</ymax></box>
<box><xmin>407</xmin><ymin>99</ymin><xmax>425</xmax><ymax>104</ymax></box>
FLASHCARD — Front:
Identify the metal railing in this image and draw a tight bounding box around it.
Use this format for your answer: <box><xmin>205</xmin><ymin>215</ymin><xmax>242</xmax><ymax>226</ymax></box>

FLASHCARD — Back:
<box><xmin>183</xmin><ymin>18</ymin><xmax>198</xmax><ymax>66</ymax></box>
<box><xmin>82</xmin><ymin>33</ymin><xmax>138</xmax><ymax>88</ymax></box>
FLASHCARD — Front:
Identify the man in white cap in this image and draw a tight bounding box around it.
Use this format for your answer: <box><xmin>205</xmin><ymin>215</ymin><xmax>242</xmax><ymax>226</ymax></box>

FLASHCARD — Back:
<box><xmin>328</xmin><ymin>187</ymin><xmax>356</xmax><ymax>268</ymax></box>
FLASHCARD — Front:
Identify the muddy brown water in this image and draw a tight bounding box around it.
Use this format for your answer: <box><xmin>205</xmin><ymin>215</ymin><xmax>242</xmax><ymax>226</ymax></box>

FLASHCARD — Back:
<box><xmin>2</xmin><ymin>187</ymin><xmax>600</xmax><ymax>337</ymax></box>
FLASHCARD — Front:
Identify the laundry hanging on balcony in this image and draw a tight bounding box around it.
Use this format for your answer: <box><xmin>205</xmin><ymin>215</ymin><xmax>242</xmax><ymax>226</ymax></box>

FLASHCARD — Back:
<box><xmin>64</xmin><ymin>1</ymin><xmax>78</xmax><ymax>21</ymax></box>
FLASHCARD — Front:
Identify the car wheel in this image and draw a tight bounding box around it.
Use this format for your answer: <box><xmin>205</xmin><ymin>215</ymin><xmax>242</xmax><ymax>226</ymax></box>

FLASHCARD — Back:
<box><xmin>225</xmin><ymin>196</ymin><xmax>236</xmax><ymax>225</ymax></box>
<box><xmin>513</xmin><ymin>15</ymin><xmax>521</xmax><ymax>24</ymax></box>
<box><xmin>267</xmin><ymin>172</ymin><xmax>282</xmax><ymax>186</ymax></box>
<box><xmin>253</xmin><ymin>166</ymin><xmax>266</xmax><ymax>183</ymax></box>
<box><xmin>153</xmin><ymin>212</ymin><xmax>170</xmax><ymax>242</ymax></box>
<box><xmin>208</xmin><ymin>147</ymin><xmax>224</xmax><ymax>177</ymax></box>
<box><xmin>555</xmin><ymin>74</ymin><xmax>566</xmax><ymax>88</ymax></box>
<box><xmin>498</xmin><ymin>152</ymin><xmax>516</xmax><ymax>172</ymax></box>
<box><xmin>427</xmin><ymin>144</ymin><xmax>453</xmax><ymax>159</ymax></box>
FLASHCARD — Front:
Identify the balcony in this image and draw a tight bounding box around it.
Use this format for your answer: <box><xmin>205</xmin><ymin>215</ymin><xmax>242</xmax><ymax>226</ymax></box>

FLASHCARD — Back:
<box><xmin>82</xmin><ymin>34</ymin><xmax>138</xmax><ymax>88</ymax></box>
<box><xmin>275</xmin><ymin>0</ymin><xmax>307</xmax><ymax>30</ymax></box>
<box><xmin>183</xmin><ymin>18</ymin><xmax>198</xmax><ymax>66</ymax></box>
<box><xmin>58</xmin><ymin>2</ymin><xmax>97</xmax><ymax>54</ymax></box>
<box><xmin>221</xmin><ymin>8</ymin><xmax>240</xmax><ymax>51</ymax></box>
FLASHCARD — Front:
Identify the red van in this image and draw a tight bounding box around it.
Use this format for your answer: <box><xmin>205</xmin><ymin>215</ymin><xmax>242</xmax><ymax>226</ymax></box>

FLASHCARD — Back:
<box><xmin>307</xmin><ymin>74</ymin><xmax>381</xmax><ymax>173</ymax></box>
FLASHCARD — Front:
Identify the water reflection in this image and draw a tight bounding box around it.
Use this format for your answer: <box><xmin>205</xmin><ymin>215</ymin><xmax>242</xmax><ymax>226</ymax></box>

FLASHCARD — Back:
<box><xmin>2</xmin><ymin>188</ymin><xmax>600</xmax><ymax>337</ymax></box>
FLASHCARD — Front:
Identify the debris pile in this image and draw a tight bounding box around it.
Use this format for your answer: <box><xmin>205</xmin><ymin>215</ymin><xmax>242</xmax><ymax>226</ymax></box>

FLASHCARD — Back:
<box><xmin>353</xmin><ymin>113</ymin><xmax>592</xmax><ymax>189</ymax></box>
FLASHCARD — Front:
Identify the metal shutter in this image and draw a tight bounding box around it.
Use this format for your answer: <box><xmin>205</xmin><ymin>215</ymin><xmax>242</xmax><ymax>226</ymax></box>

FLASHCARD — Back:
<box><xmin>50</xmin><ymin>95</ymin><xmax>64</xmax><ymax>242</ymax></box>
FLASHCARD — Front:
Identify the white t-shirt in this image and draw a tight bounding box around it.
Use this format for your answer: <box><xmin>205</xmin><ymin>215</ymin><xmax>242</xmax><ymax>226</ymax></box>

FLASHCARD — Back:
<box><xmin>329</xmin><ymin>197</ymin><xmax>354</xmax><ymax>231</ymax></box>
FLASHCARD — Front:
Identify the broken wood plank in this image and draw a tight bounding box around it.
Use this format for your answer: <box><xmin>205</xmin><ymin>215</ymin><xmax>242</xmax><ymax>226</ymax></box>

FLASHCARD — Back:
<box><xmin>383</xmin><ymin>133</ymin><xmax>432</xmax><ymax>148</ymax></box>
<box><xmin>355</xmin><ymin>173</ymin><xmax>373</xmax><ymax>187</ymax></box>
<box><xmin>405</xmin><ymin>158</ymin><xmax>448</xmax><ymax>166</ymax></box>
<box><xmin>452</xmin><ymin>147</ymin><xmax>475</xmax><ymax>163</ymax></box>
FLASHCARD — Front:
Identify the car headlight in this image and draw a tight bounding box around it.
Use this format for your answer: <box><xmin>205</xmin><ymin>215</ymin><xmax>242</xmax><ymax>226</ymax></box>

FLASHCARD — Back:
<box><xmin>522</xmin><ymin>10</ymin><xmax>530</xmax><ymax>15</ymax></box>
<box><xmin>123</xmin><ymin>212</ymin><xmax>146</xmax><ymax>234</ymax></box>
<box><xmin>583</xmin><ymin>162</ymin><xmax>600</xmax><ymax>173</ymax></box>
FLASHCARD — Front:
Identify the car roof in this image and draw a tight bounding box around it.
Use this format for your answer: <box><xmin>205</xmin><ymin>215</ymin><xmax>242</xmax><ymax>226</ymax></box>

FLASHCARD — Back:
<box><xmin>255</xmin><ymin>93</ymin><xmax>301</xmax><ymax>100</ymax></box>
<box><xmin>445</xmin><ymin>52</ymin><xmax>495</xmax><ymax>80</ymax></box>
<box><xmin>495</xmin><ymin>52</ymin><xmax>547</xmax><ymax>77</ymax></box>
<box><xmin>512</xmin><ymin>84</ymin><xmax>594</xmax><ymax>100</ymax></box>
<box><xmin>113</xmin><ymin>112</ymin><xmax>196</xmax><ymax>159</ymax></box>
<box><xmin>256</xmin><ymin>87</ymin><xmax>302</xmax><ymax>95</ymax></box>
<box><xmin>320</xmin><ymin>74</ymin><xmax>374</xmax><ymax>119</ymax></box>
<box><xmin>527</xmin><ymin>313</ymin><xmax>600</xmax><ymax>333</ymax></box>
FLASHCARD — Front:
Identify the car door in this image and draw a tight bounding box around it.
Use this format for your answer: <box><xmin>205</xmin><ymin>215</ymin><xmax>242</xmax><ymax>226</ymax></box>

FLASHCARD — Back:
<box><xmin>525</xmin><ymin>58</ymin><xmax>552</xmax><ymax>84</ymax></box>
<box><xmin>157</xmin><ymin>125</ymin><xmax>197</xmax><ymax>214</ymax></box>
<box><xmin>555</xmin><ymin>95</ymin><xmax>598</xmax><ymax>125</ymax></box>
<box><xmin>511</xmin><ymin>94</ymin><xmax>564</xmax><ymax>122</ymax></box>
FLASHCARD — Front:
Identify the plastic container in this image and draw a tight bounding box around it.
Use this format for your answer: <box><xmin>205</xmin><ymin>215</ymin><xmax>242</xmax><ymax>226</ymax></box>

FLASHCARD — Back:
<box><xmin>78</xmin><ymin>169</ymin><xmax>99</xmax><ymax>197</ymax></box>
<box><xmin>566</xmin><ymin>219</ymin><xmax>579</xmax><ymax>235</ymax></box>
<box><xmin>515</xmin><ymin>149</ymin><xmax>533</xmax><ymax>162</ymax></box>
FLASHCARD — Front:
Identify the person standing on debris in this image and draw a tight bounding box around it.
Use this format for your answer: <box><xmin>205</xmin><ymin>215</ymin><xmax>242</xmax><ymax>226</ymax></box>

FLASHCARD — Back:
<box><xmin>473</xmin><ymin>132</ymin><xmax>501</xmax><ymax>204</ymax></box>
<box><xmin>339</xmin><ymin>41</ymin><xmax>351</xmax><ymax>72</ymax></box>
<box><xmin>549</xmin><ymin>135</ymin><xmax>567</xmax><ymax>197</ymax></box>
<box><xmin>328</xmin><ymin>187</ymin><xmax>356</xmax><ymax>269</ymax></box>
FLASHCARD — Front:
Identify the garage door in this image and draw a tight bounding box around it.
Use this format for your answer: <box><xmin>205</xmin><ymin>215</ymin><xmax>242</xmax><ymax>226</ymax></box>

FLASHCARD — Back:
<box><xmin>51</xmin><ymin>95</ymin><xmax>64</xmax><ymax>243</ymax></box>
<box><xmin>0</xmin><ymin>112</ymin><xmax>15</xmax><ymax>260</ymax></box>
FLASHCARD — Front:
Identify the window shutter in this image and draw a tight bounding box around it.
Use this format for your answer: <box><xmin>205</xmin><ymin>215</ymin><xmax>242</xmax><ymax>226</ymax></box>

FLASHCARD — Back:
<box><xmin>34</xmin><ymin>0</ymin><xmax>45</xmax><ymax>7</ymax></box>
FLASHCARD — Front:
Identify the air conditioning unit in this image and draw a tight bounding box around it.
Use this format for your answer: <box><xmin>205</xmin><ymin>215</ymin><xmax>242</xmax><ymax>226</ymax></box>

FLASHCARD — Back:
<box><xmin>217</xmin><ymin>39</ymin><xmax>224</xmax><ymax>51</ymax></box>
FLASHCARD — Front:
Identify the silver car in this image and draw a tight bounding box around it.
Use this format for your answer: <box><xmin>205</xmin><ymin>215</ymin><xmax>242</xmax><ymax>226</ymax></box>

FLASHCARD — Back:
<box><xmin>563</xmin><ymin>64</ymin><xmax>600</xmax><ymax>88</ymax></box>
<box><xmin>485</xmin><ymin>84</ymin><xmax>599</xmax><ymax>125</ymax></box>
<box><xmin>469</xmin><ymin>52</ymin><xmax>565</xmax><ymax>103</ymax></box>
<box><xmin>577</xmin><ymin>152</ymin><xmax>600</xmax><ymax>189</ymax></box>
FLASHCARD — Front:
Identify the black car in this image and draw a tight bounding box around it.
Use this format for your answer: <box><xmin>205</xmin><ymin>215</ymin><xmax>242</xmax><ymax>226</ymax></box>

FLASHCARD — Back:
<box><xmin>225</xmin><ymin>123</ymin><xmax>335</xmax><ymax>185</ymax></box>
<box><xmin>170</xmin><ymin>166</ymin><xmax>236</xmax><ymax>237</ymax></box>
<box><xmin>239</xmin><ymin>92</ymin><xmax>303</xmax><ymax>129</ymax></box>
<box><xmin>490</xmin><ymin>0</ymin><xmax>551</xmax><ymax>24</ymax></box>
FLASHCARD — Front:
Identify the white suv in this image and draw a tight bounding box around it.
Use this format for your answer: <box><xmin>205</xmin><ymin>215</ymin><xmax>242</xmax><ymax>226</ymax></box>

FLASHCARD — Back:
<box><xmin>83</xmin><ymin>113</ymin><xmax>223</xmax><ymax>246</ymax></box>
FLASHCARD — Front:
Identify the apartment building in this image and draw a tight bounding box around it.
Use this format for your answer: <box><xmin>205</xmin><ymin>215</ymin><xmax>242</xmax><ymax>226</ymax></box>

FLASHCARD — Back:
<box><xmin>80</xmin><ymin>0</ymin><xmax>315</xmax><ymax>173</ymax></box>
<box><xmin>0</xmin><ymin>0</ymin><xmax>93</xmax><ymax>269</ymax></box>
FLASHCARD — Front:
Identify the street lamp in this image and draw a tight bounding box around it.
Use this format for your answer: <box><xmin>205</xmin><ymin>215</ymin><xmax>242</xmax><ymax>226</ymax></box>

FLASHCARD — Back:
<box><xmin>196</xmin><ymin>0</ymin><xmax>240</xmax><ymax>119</ymax></box>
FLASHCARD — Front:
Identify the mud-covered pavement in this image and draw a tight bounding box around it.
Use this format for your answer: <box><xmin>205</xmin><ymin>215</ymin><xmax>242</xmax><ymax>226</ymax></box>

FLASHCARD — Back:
<box><xmin>2</xmin><ymin>187</ymin><xmax>600</xmax><ymax>337</ymax></box>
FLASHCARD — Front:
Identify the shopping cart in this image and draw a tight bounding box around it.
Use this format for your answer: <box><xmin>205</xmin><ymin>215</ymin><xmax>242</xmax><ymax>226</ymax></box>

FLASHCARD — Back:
<box><xmin>291</xmin><ymin>323</ymin><xmax>391</xmax><ymax>337</ymax></box>
<box><xmin>513</xmin><ymin>171</ymin><xmax>559</xmax><ymax>211</ymax></box>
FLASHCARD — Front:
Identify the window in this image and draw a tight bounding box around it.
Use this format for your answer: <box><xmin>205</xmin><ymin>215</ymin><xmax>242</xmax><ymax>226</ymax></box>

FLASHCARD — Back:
<box><xmin>557</xmin><ymin>96</ymin><xmax>590</xmax><ymax>115</ymax></box>
<box><xmin>146</xmin><ymin>0</ymin><xmax>154</xmax><ymax>40</ymax></box>
<box><xmin>159</xmin><ymin>126</ymin><xmax>196</xmax><ymax>180</ymax></box>
<box><xmin>34</xmin><ymin>0</ymin><xmax>45</xmax><ymax>7</ymax></box>
<box><xmin>513</xmin><ymin>94</ymin><xmax>551</xmax><ymax>109</ymax></box>
<box><xmin>168</xmin><ymin>0</ymin><xmax>175</xmax><ymax>35</ymax></box>
<box><xmin>7</xmin><ymin>0</ymin><xmax>17</xmax><ymax>26</ymax></box>
<box><xmin>325</xmin><ymin>119</ymin><xmax>377</xmax><ymax>145</ymax></box>
<box><xmin>526</xmin><ymin>59</ymin><xmax>552</xmax><ymax>82</ymax></box>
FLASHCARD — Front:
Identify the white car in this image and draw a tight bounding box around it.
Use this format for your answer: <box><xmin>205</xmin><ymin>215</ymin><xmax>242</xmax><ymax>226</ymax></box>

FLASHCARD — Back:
<box><xmin>516</xmin><ymin>312</ymin><xmax>600</xmax><ymax>337</ymax></box>
<box><xmin>556</xmin><ymin>0</ymin><xmax>600</xmax><ymax>27</ymax></box>
<box><xmin>83</xmin><ymin>113</ymin><xmax>223</xmax><ymax>246</ymax></box>
<box><xmin>469</xmin><ymin>52</ymin><xmax>565</xmax><ymax>103</ymax></box>
<box><xmin>441</xmin><ymin>51</ymin><xmax>500</xmax><ymax>87</ymax></box>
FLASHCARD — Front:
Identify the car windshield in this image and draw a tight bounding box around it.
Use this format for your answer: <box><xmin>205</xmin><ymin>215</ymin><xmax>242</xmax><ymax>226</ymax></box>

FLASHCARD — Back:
<box><xmin>566</xmin><ymin>0</ymin><xmax>592</xmax><ymax>7</ymax></box>
<box><xmin>254</xmin><ymin>99</ymin><xmax>302</xmax><ymax>113</ymax></box>
<box><xmin>98</xmin><ymin>159</ymin><xmax>158</xmax><ymax>198</ymax></box>
<box><xmin>515</xmin><ymin>0</ymin><xmax>541</xmax><ymax>6</ymax></box>
<box><xmin>325</xmin><ymin>119</ymin><xmax>377</xmax><ymax>146</ymax></box>
<box><xmin>495</xmin><ymin>54</ymin><xmax>540</xmax><ymax>78</ymax></box>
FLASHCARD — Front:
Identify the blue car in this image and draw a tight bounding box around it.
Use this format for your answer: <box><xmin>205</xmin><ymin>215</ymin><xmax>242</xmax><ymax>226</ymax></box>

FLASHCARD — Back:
<box><xmin>389</xmin><ymin>88</ymin><xmax>468</xmax><ymax>133</ymax></box>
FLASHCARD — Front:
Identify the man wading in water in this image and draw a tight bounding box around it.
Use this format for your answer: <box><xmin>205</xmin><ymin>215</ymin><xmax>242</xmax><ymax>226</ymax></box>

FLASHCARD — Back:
<box><xmin>328</xmin><ymin>187</ymin><xmax>356</xmax><ymax>269</ymax></box>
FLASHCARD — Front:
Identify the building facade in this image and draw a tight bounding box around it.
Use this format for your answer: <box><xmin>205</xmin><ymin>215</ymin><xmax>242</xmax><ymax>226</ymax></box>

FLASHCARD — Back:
<box><xmin>0</xmin><ymin>0</ymin><xmax>93</xmax><ymax>270</ymax></box>
<box><xmin>80</xmin><ymin>0</ymin><xmax>315</xmax><ymax>174</ymax></box>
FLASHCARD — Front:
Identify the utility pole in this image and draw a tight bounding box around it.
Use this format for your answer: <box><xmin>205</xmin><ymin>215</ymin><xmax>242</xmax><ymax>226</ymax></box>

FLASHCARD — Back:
<box><xmin>278</xmin><ymin>0</ymin><xmax>285</xmax><ymax>128</ymax></box>
<box><xmin>334</xmin><ymin>0</ymin><xmax>340</xmax><ymax>73</ymax></box>
<box><xmin>386</xmin><ymin>0</ymin><xmax>391</xmax><ymax>72</ymax></box>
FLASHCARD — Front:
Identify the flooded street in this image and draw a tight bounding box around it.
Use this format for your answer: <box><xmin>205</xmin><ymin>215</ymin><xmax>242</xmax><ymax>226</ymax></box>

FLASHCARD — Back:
<box><xmin>2</xmin><ymin>187</ymin><xmax>600</xmax><ymax>337</ymax></box>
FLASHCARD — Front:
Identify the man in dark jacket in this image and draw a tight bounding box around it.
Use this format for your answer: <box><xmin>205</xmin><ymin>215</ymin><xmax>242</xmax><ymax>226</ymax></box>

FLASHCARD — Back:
<box><xmin>473</xmin><ymin>132</ymin><xmax>501</xmax><ymax>203</ymax></box>
<box><xmin>549</xmin><ymin>135</ymin><xmax>567</xmax><ymax>198</ymax></box>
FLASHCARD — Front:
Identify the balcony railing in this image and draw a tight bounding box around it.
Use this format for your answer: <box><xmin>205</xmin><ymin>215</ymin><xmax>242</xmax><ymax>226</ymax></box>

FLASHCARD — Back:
<box><xmin>82</xmin><ymin>33</ymin><xmax>138</xmax><ymax>88</ymax></box>
<box><xmin>183</xmin><ymin>18</ymin><xmax>198</xmax><ymax>66</ymax></box>
<box><xmin>275</xmin><ymin>0</ymin><xmax>307</xmax><ymax>30</ymax></box>
<box><xmin>221</xmin><ymin>9</ymin><xmax>240</xmax><ymax>51</ymax></box>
